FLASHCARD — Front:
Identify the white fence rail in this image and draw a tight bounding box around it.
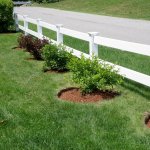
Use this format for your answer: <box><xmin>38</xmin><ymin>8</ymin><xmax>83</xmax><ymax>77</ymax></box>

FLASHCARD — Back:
<box><xmin>14</xmin><ymin>13</ymin><xmax>150</xmax><ymax>87</ymax></box>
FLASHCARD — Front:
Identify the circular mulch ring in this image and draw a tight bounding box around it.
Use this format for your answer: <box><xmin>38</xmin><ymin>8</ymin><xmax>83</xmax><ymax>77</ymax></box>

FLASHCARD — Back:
<box><xmin>144</xmin><ymin>112</ymin><xmax>150</xmax><ymax>128</ymax></box>
<box><xmin>58</xmin><ymin>87</ymin><xmax>120</xmax><ymax>103</ymax></box>
<box><xmin>147</xmin><ymin>120</ymin><xmax>150</xmax><ymax>128</ymax></box>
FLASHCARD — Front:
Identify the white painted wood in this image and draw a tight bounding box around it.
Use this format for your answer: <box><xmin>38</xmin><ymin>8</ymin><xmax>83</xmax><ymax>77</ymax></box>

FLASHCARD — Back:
<box><xmin>60</xmin><ymin>28</ymin><xmax>89</xmax><ymax>41</ymax></box>
<box><xmin>88</xmin><ymin>32</ymin><xmax>99</xmax><ymax>56</ymax></box>
<box><xmin>95</xmin><ymin>59</ymin><xmax>150</xmax><ymax>87</ymax></box>
<box><xmin>18</xmin><ymin>25</ymin><xmax>25</xmax><ymax>31</ymax></box>
<box><xmin>26</xmin><ymin>18</ymin><xmax>37</xmax><ymax>25</ymax></box>
<box><xmin>37</xmin><ymin>19</ymin><xmax>43</xmax><ymax>39</ymax></box>
<box><xmin>56</xmin><ymin>24</ymin><xmax>63</xmax><ymax>44</ymax></box>
<box><xmin>95</xmin><ymin>36</ymin><xmax>150</xmax><ymax>56</ymax></box>
<box><xmin>40</xmin><ymin>21</ymin><xmax>57</xmax><ymax>31</ymax></box>
<box><xmin>17</xmin><ymin>14</ymin><xmax>24</xmax><ymax>21</ymax></box>
<box><xmin>14</xmin><ymin>13</ymin><xmax>19</xmax><ymax>32</ymax></box>
<box><xmin>42</xmin><ymin>35</ymin><xmax>57</xmax><ymax>44</ymax></box>
<box><xmin>50</xmin><ymin>39</ymin><xmax>57</xmax><ymax>44</ymax></box>
<box><xmin>26</xmin><ymin>29</ymin><xmax>39</xmax><ymax>38</ymax></box>
<box><xmin>65</xmin><ymin>46</ymin><xmax>90</xmax><ymax>59</ymax></box>
<box><xmin>117</xmin><ymin>65</ymin><xmax>150</xmax><ymax>87</ymax></box>
<box><xmin>16</xmin><ymin>13</ymin><xmax>150</xmax><ymax>87</ymax></box>
<box><xmin>23</xmin><ymin>15</ymin><xmax>28</xmax><ymax>36</ymax></box>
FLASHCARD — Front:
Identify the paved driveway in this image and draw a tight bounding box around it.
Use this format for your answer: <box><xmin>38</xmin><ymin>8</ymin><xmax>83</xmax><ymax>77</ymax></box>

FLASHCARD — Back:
<box><xmin>14</xmin><ymin>7</ymin><xmax>150</xmax><ymax>45</ymax></box>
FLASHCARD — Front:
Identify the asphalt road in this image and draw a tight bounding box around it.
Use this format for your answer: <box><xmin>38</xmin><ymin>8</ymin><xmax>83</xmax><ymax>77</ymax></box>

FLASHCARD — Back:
<box><xmin>14</xmin><ymin>7</ymin><xmax>150</xmax><ymax>45</ymax></box>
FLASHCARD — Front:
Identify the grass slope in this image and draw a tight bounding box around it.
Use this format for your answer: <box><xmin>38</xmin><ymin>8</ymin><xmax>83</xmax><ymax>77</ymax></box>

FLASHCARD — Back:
<box><xmin>33</xmin><ymin>0</ymin><xmax>150</xmax><ymax>20</ymax></box>
<box><xmin>0</xmin><ymin>33</ymin><xmax>150</xmax><ymax>149</ymax></box>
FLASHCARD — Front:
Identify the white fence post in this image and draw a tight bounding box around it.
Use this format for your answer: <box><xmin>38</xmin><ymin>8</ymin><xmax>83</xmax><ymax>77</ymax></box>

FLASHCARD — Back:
<box><xmin>23</xmin><ymin>15</ymin><xmax>28</xmax><ymax>36</ymax></box>
<box><xmin>56</xmin><ymin>24</ymin><xmax>63</xmax><ymax>44</ymax></box>
<box><xmin>14</xmin><ymin>13</ymin><xmax>19</xmax><ymax>32</ymax></box>
<box><xmin>88</xmin><ymin>32</ymin><xmax>99</xmax><ymax>56</ymax></box>
<box><xmin>37</xmin><ymin>18</ymin><xmax>43</xmax><ymax>39</ymax></box>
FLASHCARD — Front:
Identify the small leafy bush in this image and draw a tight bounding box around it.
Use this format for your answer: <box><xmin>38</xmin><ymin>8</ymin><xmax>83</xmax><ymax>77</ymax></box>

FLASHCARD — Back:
<box><xmin>0</xmin><ymin>0</ymin><xmax>14</xmax><ymax>33</ymax></box>
<box><xmin>42</xmin><ymin>44</ymin><xmax>72</xmax><ymax>72</ymax></box>
<box><xmin>68</xmin><ymin>55</ymin><xmax>123</xmax><ymax>94</ymax></box>
<box><xmin>29</xmin><ymin>38</ymin><xmax>49</xmax><ymax>60</ymax></box>
<box><xmin>18</xmin><ymin>34</ymin><xmax>33</xmax><ymax>49</ymax></box>
<box><xmin>18</xmin><ymin>34</ymin><xmax>49</xmax><ymax>60</ymax></box>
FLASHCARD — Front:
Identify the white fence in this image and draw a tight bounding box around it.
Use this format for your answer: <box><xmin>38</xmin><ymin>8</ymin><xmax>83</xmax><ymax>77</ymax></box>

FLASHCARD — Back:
<box><xmin>14</xmin><ymin>13</ymin><xmax>150</xmax><ymax>87</ymax></box>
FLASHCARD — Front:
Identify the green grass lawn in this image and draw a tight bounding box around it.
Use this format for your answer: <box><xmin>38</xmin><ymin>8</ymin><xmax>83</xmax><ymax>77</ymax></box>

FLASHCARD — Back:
<box><xmin>33</xmin><ymin>0</ymin><xmax>150</xmax><ymax>20</ymax></box>
<box><xmin>0</xmin><ymin>32</ymin><xmax>150</xmax><ymax>149</ymax></box>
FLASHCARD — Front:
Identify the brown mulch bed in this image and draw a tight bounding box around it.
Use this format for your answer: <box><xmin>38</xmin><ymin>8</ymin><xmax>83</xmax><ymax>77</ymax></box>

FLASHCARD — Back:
<box><xmin>58</xmin><ymin>87</ymin><xmax>120</xmax><ymax>103</ymax></box>
<box><xmin>144</xmin><ymin>112</ymin><xmax>150</xmax><ymax>128</ymax></box>
<box><xmin>147</xmin><ymin>120</ymin><xmax>150</xmax><ymax>128</ymax></box>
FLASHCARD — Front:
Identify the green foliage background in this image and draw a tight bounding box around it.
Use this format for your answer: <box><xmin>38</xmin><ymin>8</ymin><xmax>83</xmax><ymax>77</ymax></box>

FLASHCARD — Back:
<box><xmin>0</xmin><ymin>0</ymin><xmax>14</xmax><ymax>32</ymax></box>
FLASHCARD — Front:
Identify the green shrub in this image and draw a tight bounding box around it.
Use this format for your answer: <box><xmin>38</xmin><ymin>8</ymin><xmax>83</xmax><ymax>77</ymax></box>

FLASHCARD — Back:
<box><xmin>0</xmin><ymin>0</ymin><xmax>14</xmax><ymax>33</ymax></box>
<box><xmin>68</xmin><ymin>55</ymin><xmax>123</xmax><ymax>94</ymax></box>
<box><xmin>29</xmin><ymin>38</ymin><xmax>49</xmax><ymax>60</ymax></box>
<box><xmin>18</xmin><ymin>34</ymin><xmax>33</xmax><ymax>49</ymax></box>
<box><xmin>42</xmin><ymin>44</ymin><xmax>72</xmax><ymax>72</ymax></box>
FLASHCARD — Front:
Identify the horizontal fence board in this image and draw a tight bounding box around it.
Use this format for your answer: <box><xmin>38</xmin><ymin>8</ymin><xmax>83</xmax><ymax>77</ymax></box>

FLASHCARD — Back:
<box><xmin>18</xmin><ymin>25</ymin><xmax>25</xmax><ymax>31</ymax></box>
<box><xmin>95</xmin><ymin>36</ymin><xmax>150</xmax><ymax>56</ymax></box>
<box><xmin>18</xmin><ymin>25</ymin><xmax>38</xmax><ymax>38</ymax></box>
<box><xmin>26</xmin><ymin>29</ymin><xmax>39</xmax><ymax>38</ymax></box>
<box><xmin>17</xmin><ymin>14</ymin><xmax>24</xmax><ymax>21</ymax></box>
<box><xmin>26</xmin><ymin>17</ymin><xmax>37</xmax><ymax>25</ymax></box>
<box><xmin>41</xmin><ymin>35</ymin><xmax>51</xmax><ymax>42</ymax></box>
<box><xmin>40</xmin><ymin>21</ymin><xmax>57</xmax><ymax>31</ymax></box>
<box><xmin>60</xmin><ymin>28</ymin><xmax>89</xmax><ymax>41</ymax></box>
<box><xmin>117</xmin><ymin>66</ymin><xmax>150</xmax><ymax>86</ymax></box>
<box><xmin>101</xmin><ymin>61</ymin><xmax>150</xmax><ymax>87</ymax></box>
<box><xmin>66</xmin><ymin>46</ymin><xmax>90</xmax><ymax>59</ymax></box>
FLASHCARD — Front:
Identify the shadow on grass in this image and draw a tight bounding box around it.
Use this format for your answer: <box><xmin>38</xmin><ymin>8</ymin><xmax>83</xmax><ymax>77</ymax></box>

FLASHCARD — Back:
<box><xmin>0</xmin><ymin>30</ymin><xmax>17</xmax><ymax>34</ymax></box>
<box><xmin>122</xmin><ymin>78</ymin><xmax>150</xmax><ymax>100</ymax></box>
